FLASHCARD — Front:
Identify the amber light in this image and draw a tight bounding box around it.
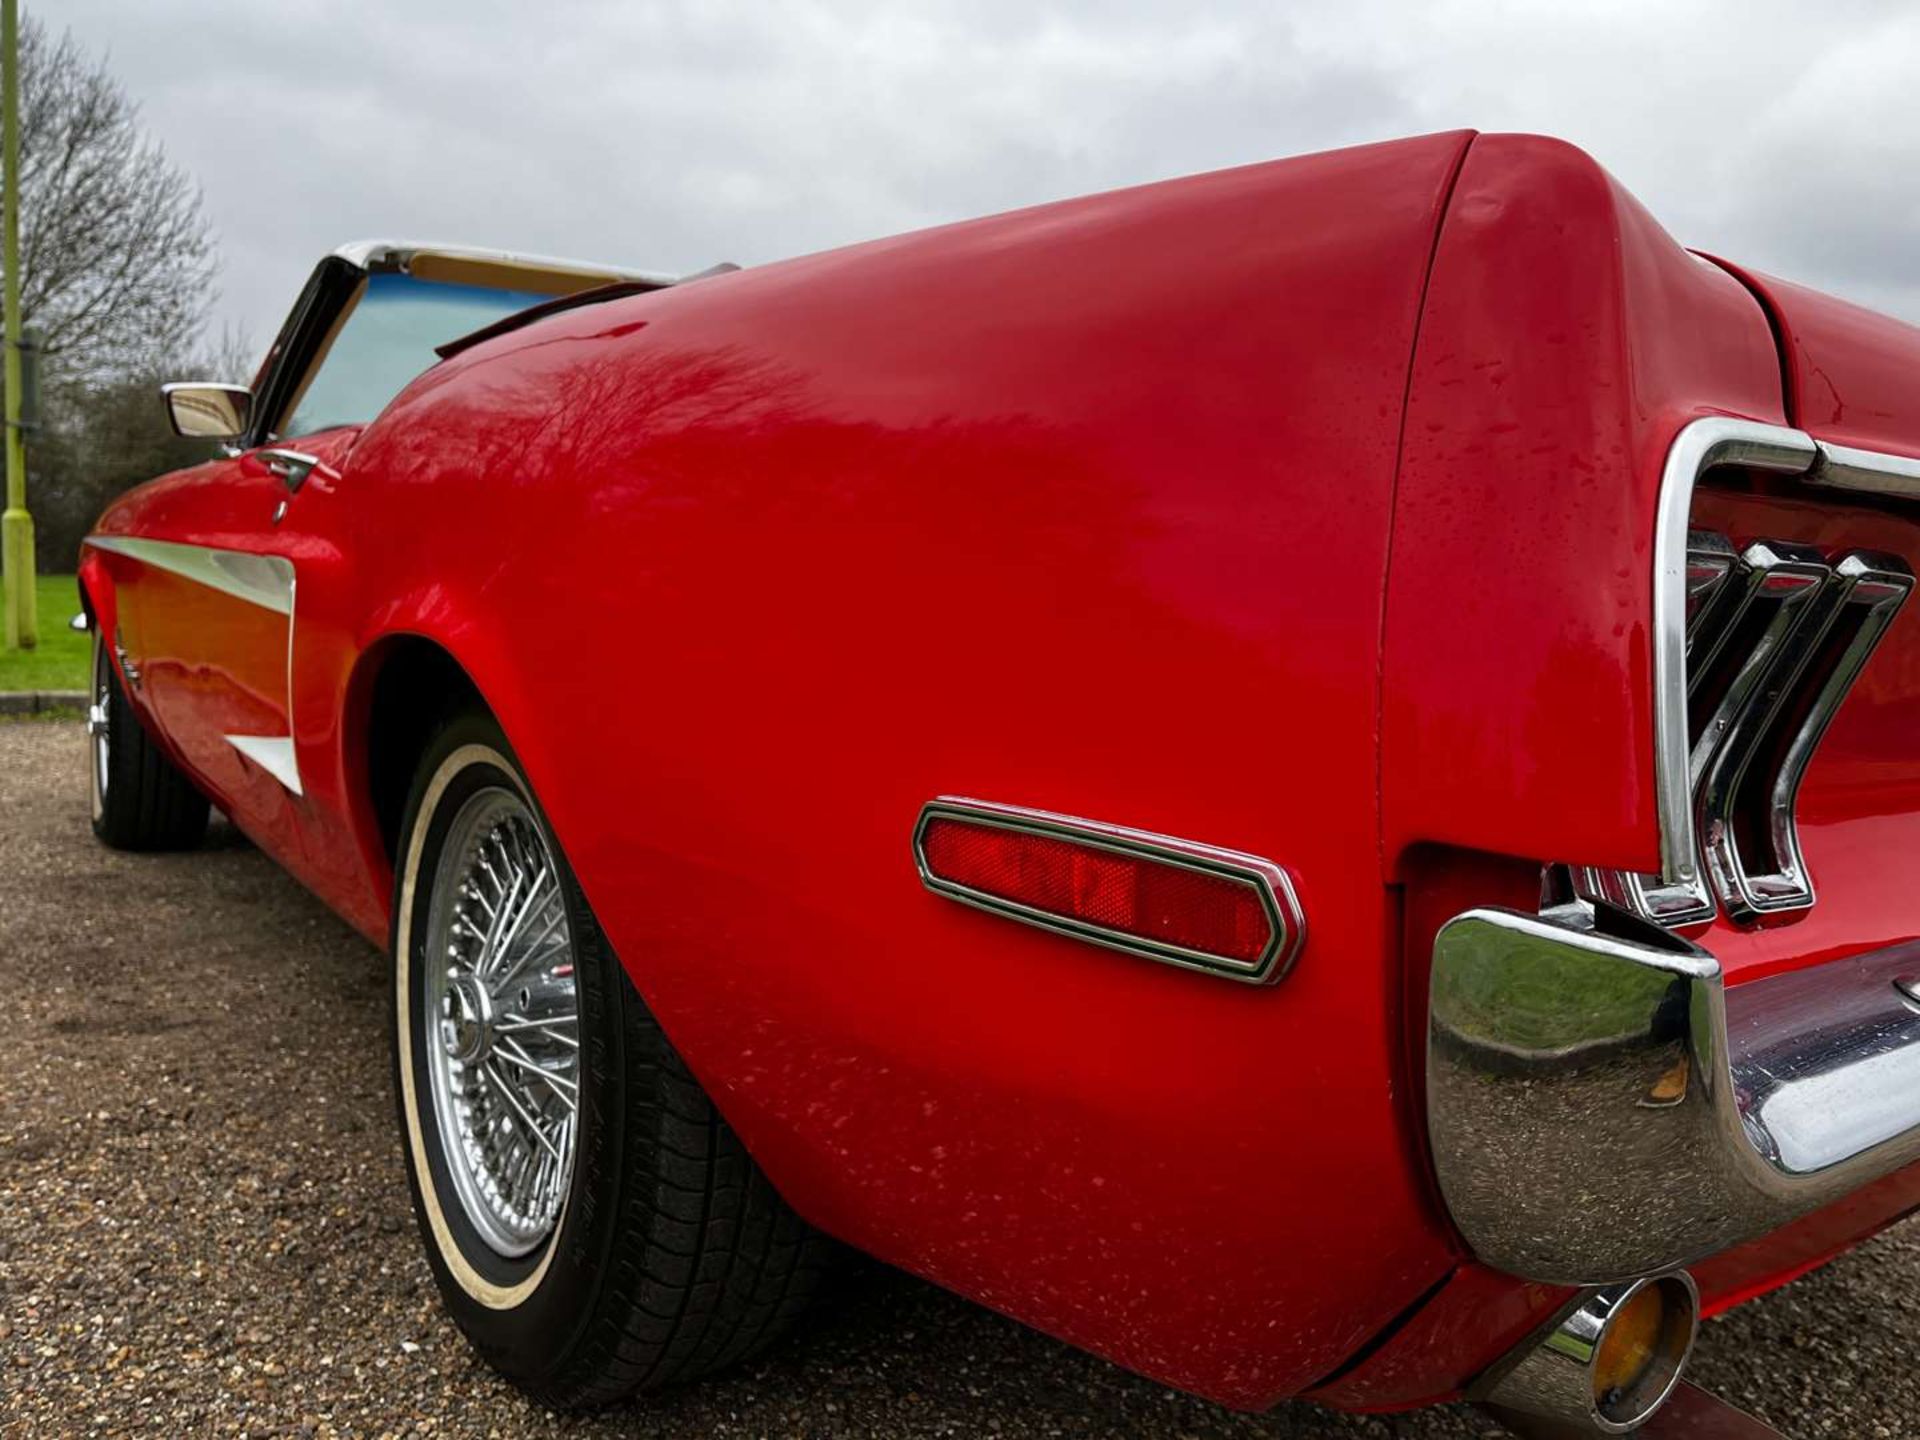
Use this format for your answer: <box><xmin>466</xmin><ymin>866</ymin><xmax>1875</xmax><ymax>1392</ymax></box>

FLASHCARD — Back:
<box><xmin>1590</xmin><ymin>1276</ymin><xmax>1695</xmax><ymax>1426</ymax></box>
<box><xmin>917</xmin><ymin>815</ymin><xmax>1274</xmax><ymax>965</ymax></box>
<box><xmin>1593</xmin><ymin>1286</ymin><xmax>1663</xmax><ymax>1398</ymax></box>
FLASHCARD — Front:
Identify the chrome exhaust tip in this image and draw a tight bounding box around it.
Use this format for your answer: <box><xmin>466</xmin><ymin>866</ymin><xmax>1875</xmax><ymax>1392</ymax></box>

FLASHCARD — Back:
<box><xmin>1477</xmin><ymin>1273</ymin><xmax>1699</xmax><ymax>1437</ymax></box>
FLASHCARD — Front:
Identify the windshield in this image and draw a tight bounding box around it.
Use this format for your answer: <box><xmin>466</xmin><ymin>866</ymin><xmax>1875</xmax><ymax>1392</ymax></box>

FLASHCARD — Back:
<box><xmin>281</xmin><ymin>271</ymin><xmax>551</xmax><ymax>437</ymax></box>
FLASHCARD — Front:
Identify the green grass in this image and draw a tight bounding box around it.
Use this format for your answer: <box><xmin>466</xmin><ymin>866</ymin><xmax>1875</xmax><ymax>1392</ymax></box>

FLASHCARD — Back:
<box><xmin>1433</xmin><ymin>939</ymin><xmax>1681</xmax><ymax>1053</ymax></box>
<box><xmin>0</xmin><ymin>573</ymin><xmax>88</xmax><ymax>693</ymax></box>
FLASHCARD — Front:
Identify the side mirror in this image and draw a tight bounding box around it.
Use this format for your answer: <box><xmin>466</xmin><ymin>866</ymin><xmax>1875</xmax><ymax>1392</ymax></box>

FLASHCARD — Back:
<box><xmin>161</xmin><ymin>382</ymin><xmax>252</xmax><ymax>441</ymax></box>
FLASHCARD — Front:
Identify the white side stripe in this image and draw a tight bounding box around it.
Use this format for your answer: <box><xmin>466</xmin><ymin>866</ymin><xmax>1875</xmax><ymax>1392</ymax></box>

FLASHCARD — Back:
<box><xmin>224</xmin><ymin>735</ymin><xmax>304</xmax><ymax>796</ymax></box>
<box><xmin>87</xmin><ymin>533</ymin><xmax>304</xmax><ymax>797</ymax></box>
<box><xmin>85</xmin><ymin>535</ymin><xmax>294</xmax><ymax>614</ymax></box>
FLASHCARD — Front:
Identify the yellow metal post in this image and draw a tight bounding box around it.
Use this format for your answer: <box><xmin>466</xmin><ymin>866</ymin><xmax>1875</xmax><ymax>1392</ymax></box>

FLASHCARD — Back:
<box><xmin>0</xmin><ymin>0</ymin><xmax>34</xmax><ymax>651</ymax></box>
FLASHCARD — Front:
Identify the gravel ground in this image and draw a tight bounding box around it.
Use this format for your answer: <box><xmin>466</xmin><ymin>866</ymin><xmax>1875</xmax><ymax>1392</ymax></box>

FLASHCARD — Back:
<box><xmin>2</xmin><ymin>717</ymin><xmax>1914</xmax><ymax>1439</ymax></box>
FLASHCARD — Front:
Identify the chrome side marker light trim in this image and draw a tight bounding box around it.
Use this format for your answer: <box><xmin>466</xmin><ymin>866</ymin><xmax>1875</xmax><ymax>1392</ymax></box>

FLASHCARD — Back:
<box><xmin>912</xmin><ymin>797</ymin><xmax>1304</xmax><ymax>984</ymax></box>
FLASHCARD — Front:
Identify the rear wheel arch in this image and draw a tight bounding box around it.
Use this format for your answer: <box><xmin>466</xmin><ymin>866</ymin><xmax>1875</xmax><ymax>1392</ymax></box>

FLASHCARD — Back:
<box><xmin>383</xmin><ymin>697</ymin><xmax>832</xmax><ymax>1401</ymax></box>
<box><xmin>349</xmin><ymin>633</ymin><xmax>489</xmax><ymax>874</ymax></box>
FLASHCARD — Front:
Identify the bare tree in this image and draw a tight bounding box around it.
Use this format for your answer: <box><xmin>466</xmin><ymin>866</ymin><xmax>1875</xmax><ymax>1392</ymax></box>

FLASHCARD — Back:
<box><xmin>9</xmin><ymin>17</ymin><xmax>226</xmax><ymax>567</ymax></box>
<box><xmin>14</xmin><ymin>15</ymin><xmax>217</xmax><ymax>382</ymax></box>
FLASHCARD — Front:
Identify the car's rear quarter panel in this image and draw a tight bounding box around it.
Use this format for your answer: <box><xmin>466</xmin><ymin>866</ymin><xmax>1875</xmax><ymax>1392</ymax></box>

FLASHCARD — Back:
<box><xmin>1381</xmin><ymin>134</ymin><xmax>1790</xmax><ymax>878</ymax></box>
<box><xmin>1319</xmin><ymin>135</ymin><xmax>1920</xmax><ymax>1409</ymax></box>
<box><xmin>75</xmin><ymin>127</ymin><xmax>1920</xmax><ymax>1415</ymax></box>
<box><xmin>337</xmin><ymin>132</ymin><xmax>1472</xmax><ymax>1405</ymax></box>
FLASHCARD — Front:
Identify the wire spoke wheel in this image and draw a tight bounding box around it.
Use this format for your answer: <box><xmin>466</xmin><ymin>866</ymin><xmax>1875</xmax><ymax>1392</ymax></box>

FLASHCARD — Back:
<box><xmin>394</xmin><ymin>716</ymin><xmax>827</xmax><ymax>1401</ymax></box>
<box><xmin>87</xmin><ymin>630</ymin><xmax>111</xmax><ymax>823</ymax></box>
<box><xmin>421</xmin><ymin>786</ymin><xmax>580</xmax><ymax>1257</ymax></box>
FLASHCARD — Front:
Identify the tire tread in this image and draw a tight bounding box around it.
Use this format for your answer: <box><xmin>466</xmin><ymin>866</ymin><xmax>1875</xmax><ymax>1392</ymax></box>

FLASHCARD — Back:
<box><xmin>93</xmin><ymin>641</ymin><xmax>210</xmax><ymax>852</ymax></box>
<box><xmin>395</xmin><ymin>710</ymin><xmax>828</xmax><ymax>1409</ymax></box>
<box><xmin>538</xmin><ymin>899</ymin><xmax>831</xmax><ymax>1404</ymax></box>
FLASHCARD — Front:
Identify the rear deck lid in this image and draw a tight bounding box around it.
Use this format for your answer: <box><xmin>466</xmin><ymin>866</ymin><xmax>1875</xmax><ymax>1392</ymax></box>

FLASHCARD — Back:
<box><xmin>1709</xmin><ymin>259</ymin><xmax>1920</xmax><ymax>459</ymax></box>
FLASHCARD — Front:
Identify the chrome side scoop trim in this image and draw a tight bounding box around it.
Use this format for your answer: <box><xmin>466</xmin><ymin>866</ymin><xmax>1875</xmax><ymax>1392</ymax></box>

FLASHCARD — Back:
<box><xmin>1428</xmin><ymin>904</ymin><xmax>1920</xmax><ymax>1285</ymax></box>
<box><xmin>84</xmin><ymin>535</ymin><xmax>293</xmax><ymax>614</ymax></box>
<box><xmin>85</xmin><ymin>534</ymin><xmax>304</xmax><ymax>796</ymax></box>
<box><xmin>224</xmin><ymin>735</ymin><xmax>303</xmax><ymax>796</ymax></box>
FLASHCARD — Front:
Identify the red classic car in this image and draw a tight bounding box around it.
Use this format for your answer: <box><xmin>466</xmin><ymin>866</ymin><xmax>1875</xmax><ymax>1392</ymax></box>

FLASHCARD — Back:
<box><xmin>75</xmin><ymin>130</ymin><xmax>1920</xmax><ymax>1437</ymax></box>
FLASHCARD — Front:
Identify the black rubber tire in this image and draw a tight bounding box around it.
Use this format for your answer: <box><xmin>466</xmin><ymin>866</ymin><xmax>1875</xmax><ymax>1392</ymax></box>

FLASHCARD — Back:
<box><xmin>391</xmin><ymin>712</ymin><xmax>830</xmax><ymax>1405</ymax></box>
<box><xmin>89</xmin><ymin>626</ymin><xmax>211</xmax><ymax>852</ymax></box>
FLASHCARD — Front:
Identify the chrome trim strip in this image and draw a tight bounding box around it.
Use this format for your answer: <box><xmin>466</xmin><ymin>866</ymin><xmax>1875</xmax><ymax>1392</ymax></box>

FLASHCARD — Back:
<box><xmin>911</xmin><ymin>797</ymin><xmax>1305</xmax><ymax>985</ymax></box>
<box><xmin>1682</xmin><ymin>529</ymin><xmax>1738</xmax><ymax>646</ymax></box>
<box><xmin>1690</xmin><ymin>541</ymin><xmax>1832</xmax><ymax>913</ymax></box>
<box><xmin>1652</xmin><ymin>420</ymin><xmax>1817</xmax><ymax>885</ymax></box>
<box><xmin>83</xmin><ymin>536</ymin><xmax>294</xmax><ymax>615</ymax></box>
<box><xmin>1428</xmin><ymin>904</ymin><xmax>1920</xmax><ymax>1284</ymax></box>
<box><xmin>330</xmin><ymin>238</ymin><xmax>680</xmax><ymax>289</ymax></box>
<box><xmin>1752</xmin><ymin>555</ymin><xmax>1913</xmax><ymax>914</ymax></box>
<box><xmin>1707</xmin><ymin>552</ymin><xmax>1913</xmax><ymax>919</ymax></box>
<box><xmin>1808</xmin><ymin>439</ymin><xmax>1920</xmax><ymax>500</ymax></box>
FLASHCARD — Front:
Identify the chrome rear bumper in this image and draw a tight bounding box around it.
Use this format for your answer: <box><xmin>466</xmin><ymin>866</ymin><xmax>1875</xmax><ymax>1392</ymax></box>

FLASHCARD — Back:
<box><xmin>1427</xmin><ymin>902</ymin><xmax>1920</xmax><ymax>1284</ymax></box>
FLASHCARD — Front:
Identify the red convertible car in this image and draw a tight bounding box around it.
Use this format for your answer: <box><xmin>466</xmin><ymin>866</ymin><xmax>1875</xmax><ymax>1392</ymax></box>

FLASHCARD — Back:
<box><xmin>76</xmin><ymin>131</ymin><xmax>1920</xmax><ymax>1436</ymax></box>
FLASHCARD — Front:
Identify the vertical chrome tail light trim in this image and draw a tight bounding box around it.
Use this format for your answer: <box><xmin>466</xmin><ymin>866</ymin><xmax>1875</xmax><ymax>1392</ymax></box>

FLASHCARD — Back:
<box><xmin>1622</xmin><ymin>419</ymin><xmax>1920</xmax><ymax>928</ymax></box>
<box><xmin>1691</xmin><ymin>542</ymin><xmax>1837</xmax><ymax>916</ymax></box>
<box><xmin>1682</xmin><ymin>530</ymin><xmax>1739</xmax><ymax>644</ymax></box>
<box><xmin>1582</xmin><ymin>535</ymin><xmax>1833</xmax><ymax>927</ymax></box>
<box><xmin>1690</xmin><ymin>540</ymin><xmax>1831</xmax><ymax>793</ymax></box>
<box><xmin>1592</xmin><ymin>532</ymin><xmax>1913</xmax><ymax>926</ymax></box>
<box><xmin>1711</xmin><ymin>552</ymin><xmax>1914</xmax><ymax>918</ymax></box>
<box><xmin>1652</xmin><ymin>421</ymin><xmax>1818</xmax><ymax>888</ymax></box>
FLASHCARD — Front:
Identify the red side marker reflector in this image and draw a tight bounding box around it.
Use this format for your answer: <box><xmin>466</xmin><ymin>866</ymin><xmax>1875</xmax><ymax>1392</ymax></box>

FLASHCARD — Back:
<box><xmin>912</xmin><ymin>798</ymin><xmax>1304</xmax><ymax>984</ymax></box>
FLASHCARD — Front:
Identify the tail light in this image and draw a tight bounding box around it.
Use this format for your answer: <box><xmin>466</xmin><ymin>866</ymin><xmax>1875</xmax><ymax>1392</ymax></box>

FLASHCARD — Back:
<box><xmin>1580</xmin><ymin>531</ymin><xmax>1913</xmax><ymax>925</ymax></box>
<box><xmin>913</xmin><ymin>798</ymin><xmax>1304</xmax><ymax>984</ymax></box>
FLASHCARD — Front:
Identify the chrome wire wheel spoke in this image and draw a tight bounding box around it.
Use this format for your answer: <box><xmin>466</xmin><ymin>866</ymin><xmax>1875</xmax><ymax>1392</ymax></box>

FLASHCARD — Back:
<box><xmin>421</xmin><ymin>785</ymin><xmax>581</xmax><ymax>1258</ymax></box>
<box><xmin>87</xmin><ymin>632</ymin><xmax>111</xmax><ymax>819</ymax></box>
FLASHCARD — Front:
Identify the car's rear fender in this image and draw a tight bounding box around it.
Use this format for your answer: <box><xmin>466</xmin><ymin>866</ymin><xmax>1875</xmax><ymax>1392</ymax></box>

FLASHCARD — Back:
<box><xmin>337</xmin><ymin>130</ymin><xmax>1476</xmax><ymax>1408</ymax></box>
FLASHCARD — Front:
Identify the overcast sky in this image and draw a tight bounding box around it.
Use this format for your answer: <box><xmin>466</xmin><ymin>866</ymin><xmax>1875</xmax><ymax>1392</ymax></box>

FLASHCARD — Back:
<box><xmin>56</xmin><ymin>0</ymin><xmax>1920</xmax><ymax>357</ymax></box>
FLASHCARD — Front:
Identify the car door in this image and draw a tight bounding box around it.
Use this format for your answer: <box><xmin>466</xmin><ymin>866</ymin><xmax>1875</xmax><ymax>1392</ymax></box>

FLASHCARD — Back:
<box><xmin>91</xmin><ymin>425</ymin><xmax>358</xmax><ymax>841</ymax></box>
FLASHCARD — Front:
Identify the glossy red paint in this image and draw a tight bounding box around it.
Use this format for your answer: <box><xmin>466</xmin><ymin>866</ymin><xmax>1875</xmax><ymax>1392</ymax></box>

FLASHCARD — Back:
<box><xmin>1707</xmin><ymin>258</ymin><xmax>1920</xmax><ymax>460</ymax></box>
<box><xmin>92</xmin><ymin>426</ymin><xmax>387</xmax><ymax>940</ymax></box>
<box><xmin>1382</xmin><ymin>134</ymin><xmax>1788</xmax><ymax>880</ymax></box>
<box><xmin>77</xmin><ymin>130</ymin><xmax>1920</xmax><ymax>1413</ymax></box>
<box><xmin>93</xmin><ymin>132</ymin><xmax>1475</xmax><ymax>1407</ymax></box>
<box><xmin>1306</xmin><ymin>1262</ymin><xmax>1575</xmax><ymax>1412</ymax></box>
<box><xmin>1361</xmin><ymin>136</ymin><xmax>1920</xmax><ymax>1397</ymax></box>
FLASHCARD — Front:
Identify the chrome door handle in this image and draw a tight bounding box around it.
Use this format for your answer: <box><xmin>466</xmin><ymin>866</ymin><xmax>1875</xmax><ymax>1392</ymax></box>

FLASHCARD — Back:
<box><xmin>258</xmin><ymin>447</ymin><xmax>325</xmax><ymax>493</ymax></box>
